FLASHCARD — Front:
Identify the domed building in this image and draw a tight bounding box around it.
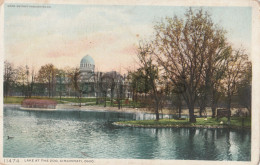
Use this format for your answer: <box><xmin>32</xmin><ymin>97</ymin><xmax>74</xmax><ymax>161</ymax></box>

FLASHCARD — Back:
<box><xmin>79</xmin><ymin>55</ymin><xmax>96</xmax><ymax>97</ymax></box>
<box><xmin>77</xmin><ymin>54</ymin><xmax>130</xmax><ymax>99</ymax></box>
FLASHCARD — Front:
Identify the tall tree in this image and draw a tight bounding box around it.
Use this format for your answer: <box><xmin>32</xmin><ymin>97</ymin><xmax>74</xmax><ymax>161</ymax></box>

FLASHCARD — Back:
<box><xmin>197</xmin><ymin>44</ymin><xmax>230</xmax><ymax>118</ymax></box>
<box><xmin>209</xmin><ymin>47</ymin><xmax>231</xmax><ymax>118</ymax></box>
<box><xmin>137</xmin><ymin>41</ymin><xmax>161</xmax><ymax>120</ymax></box>
<box><xmin>128</xmin><ymin>67</ymin><xmax>153</xmax><ymax>108</ymax></box>
<box><xmin>170</xmin><ymin>81</ymin><xmax>185</xmax><ymax>118</ymax></box>
<box><xmin>99</xmin><ymin>73</ymin><xmax>111</xmax><ymax>107</ymax></box>
<box><xmin>223</xmin><ymin>49</ymin><xmax>250</xmax><ymax>122</ymax></box>
<box><xmin>56</xmin><ymin>69</ymin><xmax>66</xmax><ymax>101</ymax></box>
<box><xmin>66</xmin><ymin>67</ymin><xmax>87</xmax><ymax>107</ymax></box>
<box><xmin>153</xmin><ymin>8</ymin><xmax>228</xmax><ymax>122</ymax></box>
<box><xmin>38</xmin><ymin>64</ymin><xmax>56</xmax><ymax>97</ymax></box>
<box><xmin>237</xmin><ymin>62</ymin><xmax>252</xmax><ymax>115</ymax></box>
<box><xmin>4</xmin><ymin>61</ymin><xmax>16</xmax><ymax>97</ymax></box>
<box><xmin>27</xmin><ymin>66</ymin><xmax>36</xmax><ymax>98</ymax></box>
<box><xmin>16</xmin><ymin>65</ymin><xmax>27</xmax><ymax>96</ymax></box>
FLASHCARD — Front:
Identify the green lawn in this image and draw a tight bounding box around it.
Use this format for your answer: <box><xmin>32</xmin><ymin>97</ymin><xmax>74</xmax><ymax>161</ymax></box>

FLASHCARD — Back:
<box><xmin>115</xmin><ymin>117</ymin><xmax>251</xmax><ymax>128</ymax></box>
<box><xmin>4</xmin><ymin>97</ymin><xmax>25</xmax><ymax>104</ymax></box>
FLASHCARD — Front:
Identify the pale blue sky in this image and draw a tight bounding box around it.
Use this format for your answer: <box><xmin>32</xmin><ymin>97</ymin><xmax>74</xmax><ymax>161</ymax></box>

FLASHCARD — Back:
<box><xmin>4</xmin><ymin>4</ymin><xmax>252</xmax><ymax>72</ymax></box>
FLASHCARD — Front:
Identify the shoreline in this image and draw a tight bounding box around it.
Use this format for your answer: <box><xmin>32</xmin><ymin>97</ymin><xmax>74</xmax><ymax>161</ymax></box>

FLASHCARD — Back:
<box><xmin>4</xmin><ymin>103</ymin><xmax>248</xmax><ymax>116</ymax></box>
<box><xmin>4</xmin><ymin>104</ymin><xmax>251</xmax><ymax>129</ymax></box>
<box><xmin>20</xmin><ymin>107</ymin><xmax>56</xmax><ymax>111</ymax></box>
<box><xmin>4</xmin><ymin>104</ymin><xmax>156</xmax><ymax>114</ymax></box>
<box><xmin>57</xmin><ymin>104</ymin><xmax>156</xmax><ymax>114</ymax></box>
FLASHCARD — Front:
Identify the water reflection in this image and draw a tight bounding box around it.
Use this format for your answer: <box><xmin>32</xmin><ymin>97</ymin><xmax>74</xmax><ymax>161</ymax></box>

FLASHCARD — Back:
<box><xmin>3</xmin><ymin>107</ymin><xmax>250</xmax><ymax>160</ymax></box>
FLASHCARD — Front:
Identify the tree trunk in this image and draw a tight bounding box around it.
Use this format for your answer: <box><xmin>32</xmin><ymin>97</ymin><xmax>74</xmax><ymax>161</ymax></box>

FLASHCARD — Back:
<box><xmin>48</xmin><ymin>81</ymin><xmax>51</xmax><ymax>98</ymax></box>
<box><xmin>152</xmin><ymin>82</ymin><xmax>160</xmax><ymax>120</ymax></box>
<box><xmin>211</xmin><ymin>89</ymin><xmax>217</xmax><ymax>118</ymax></box>
<box><xmin>155</xmin><ymin>99</ymin><xmax>159</xmax><ymax>120</ymax></box>
<box><xmin>227</xmin><ymin>96</ymin><xmax>232</xmax><ymax>123</ymax></box>
<box><xmin>199</xmin><ymin>93</ymin><xmax>208</xmax><ymax>117</ymax></box>
<box><xmin>96</xmin><ymin>92</ymin><xmax>99</xmax><ymax>105</ymax></box>
<box><xmin>211</xmin><ymin>106</ymin><xmax>216</xmax><ymax>118</ymax></box>
<box><xmin>132</xmin><ymin>90</ymin><xmax>135</xmax><ymax>108</ymax></box>
<box><xmin>118</xmin><ymin>98</ymin><xmax>120</xmax><ymax>110</ymax></box>
<box><xmin>178</xmin><ymin>105</ymin><xmax>182</xmax><ymax>118</ymax></box>
<box><xmin>188</xmin><ymin>103</ymin><xmax>196</xmax><ymax>123</ymax></box>
<box><xmin>110</xmin><ymin>90</ymin><xmax>113</xmax><ymax>107</ymax></box>
<box><xmin>79</xmin><ymin>92</ymin><xmax>82</xmax><ymax>107</ymax></box>
<box><xmin>199</xmin><ymin>106</ymin><xmax>203</xmax><ymax>117</ymax></box>
<box><xmin>104</xmin><ymin>92</ymin><xmax>107</xmax><ymax>107</ymax></box>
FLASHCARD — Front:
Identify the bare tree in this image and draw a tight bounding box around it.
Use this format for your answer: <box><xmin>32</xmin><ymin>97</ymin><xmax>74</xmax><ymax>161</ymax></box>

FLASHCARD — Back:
<box><xmin>170</xmin><ymin>82</ymin><xmax>184</xmax><ymax>118</ymax></box>
<box><xmin>56</xmin><ymin>69</ymin><xmax>66</xmax><ymax>101</ymax></box>
<box><xmin>4</xmin><ymin>61</ymin><xmax>16</xmax><ymax>97</ymax></box>
<box><xmin>237</xmin><ymin>62</ymin><xmax>252</xmax><ymax>115</ymax></box>
<box><xmin>16</xmin><ymin>65</ymin><xmax>27</xmax><ymax>96</ymax></box>
<box><xmin>26</xmin><ymin>65</ymin><xmax>36</xmax><ymax>98</ymax></box>
<box><xmin>223</xmin><ymin>49</ymin><xmax>250</xmax><ymax>122</ymax></box>
<box><xmin>38</xmin><ymin>64</ymin><xmax>56</xmax><ymax>97</ymax></box>
<box><xmin>115</xmin><ymin>73</ymin><xmax>125</xmax><ymax>109</ymax></box>
<box><xmin>66</xmin><ymin>67</ymin><xmax>86</xmax><ymax>107</ymax></box>
<box><xmin>153</xmin><ymin>8</ymin><xmax>229</xmax><ymax>122</ymax></box>
<box><xmin>137</xmin><ymin>41</ymin><xmax>161</xmax><ymax>120</ymax></box>
<box><xmin>100</xmin><ymin>73</ymin><xmax>111</xmax><ymax>107</ymax></box>
<box><xmin>94</xmin><ymin>70</ymin><xmax>102</xmax><ymax>105</ymax></box>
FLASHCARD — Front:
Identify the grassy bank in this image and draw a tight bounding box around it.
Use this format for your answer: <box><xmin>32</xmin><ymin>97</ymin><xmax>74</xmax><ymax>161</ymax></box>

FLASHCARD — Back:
<box><xmin>4</xmin><ymin>97</ymin><xmax>25</xmax><ymax>104</ymax></box>
<box><xmin>3</xmin><ymin>96</ymin><xmax>95</xmax><ymax>104</ymax></box>
<box><xmin>4</xmin><ymin>96</ymin><xmax>64</xmax><ymax>104</ymax></box>
<box><xmin>114</xmin><ymin>117</ymin><xmax>251</xmax><ymax>128</ymax></box>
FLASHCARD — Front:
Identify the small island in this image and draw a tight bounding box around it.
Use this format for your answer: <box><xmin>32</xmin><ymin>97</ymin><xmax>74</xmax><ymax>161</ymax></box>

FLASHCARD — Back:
<box><xmin>113</xmin><ymin>117</ymin><xmax>251</xmax><ymax>129</ymax></box>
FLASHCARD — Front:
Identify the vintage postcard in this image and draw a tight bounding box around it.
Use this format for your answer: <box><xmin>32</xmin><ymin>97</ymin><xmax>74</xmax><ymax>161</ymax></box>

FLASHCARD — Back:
<box><xmin>0</xmin><ymin>0</ymin><xmax>259</xmax><ymax>164</ymax></box>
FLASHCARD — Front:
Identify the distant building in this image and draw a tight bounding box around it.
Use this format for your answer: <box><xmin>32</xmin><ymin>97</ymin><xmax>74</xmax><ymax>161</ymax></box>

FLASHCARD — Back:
<box><xmin>79</xmin><ymin>55</ymin><xmax>96</xmax><ymax>97</ymax></box>
<box><xmin>78</xmin><ymin>54</ymin><xmax>130</xmax><ymax>99</ymax></box>
<box><xmin>80</xmin><ymin>55</ymin><xmax>95</xmax><ymax>75</ymax></box>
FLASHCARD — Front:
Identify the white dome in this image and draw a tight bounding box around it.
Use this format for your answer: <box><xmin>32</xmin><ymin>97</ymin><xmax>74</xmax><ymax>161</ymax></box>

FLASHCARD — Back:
<box><xmin>80</xmin><ymin>55</ymin><xmax>95</xmax><ymax>65</ymax></box>
<box><xmin>80</xmin><ymin>55</ymin><xmax>95</xmax><ymax>72</ymax></box>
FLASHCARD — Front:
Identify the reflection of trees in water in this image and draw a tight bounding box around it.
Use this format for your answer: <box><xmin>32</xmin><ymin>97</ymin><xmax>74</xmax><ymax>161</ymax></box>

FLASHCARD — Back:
<box><xmin>231</xmin><ymin>130</ymin><xmax>251</xmax><ymax>160</ymax></box>
<box><xmin>4</xmin><ymin>108</ymin><xmax>251</xmax><ymax>160</ymax></box>
<box><xmin>202</xmin><ymin>129</ymin><xmax>217</xmax><ymax>160</ymax></box>
<box><xmin>226</xmin><ymin>131</ymin><xmax>232</xmax><ymax>160</ymax></box>
<box><xmin>171</xmin><ymin>128</ymin><xmax>251</xmax><ymax>160</ymax></box>
<box><xmin>216</xmin><ymin>129</ymin><xmax>226</xmax><ymax>139</ymax></box>
<box><xmin>134</xmin><ymin>128</ymin><xmax>160</xmax><ymax>159</ymax></box>
<box><xmin>8</xmin><ymin>109</ymin><xmax>135</xmax><ymax>123</ymax></box>
<box><xmin>187</xmin><ymin>128</ymin><xmax>196</xmax><ymax>158</ymax></box>
<box><xmin>172</xmin><ymin>128</ymin><xmax>197</xmax><ymax>159</ymax></box>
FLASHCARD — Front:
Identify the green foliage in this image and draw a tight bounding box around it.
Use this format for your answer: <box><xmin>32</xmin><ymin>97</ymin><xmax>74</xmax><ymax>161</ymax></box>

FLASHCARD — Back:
<box><xmin>128</xmin><ymin>67</ymin><xmax>153</xmax><ymax>94</ymax></box>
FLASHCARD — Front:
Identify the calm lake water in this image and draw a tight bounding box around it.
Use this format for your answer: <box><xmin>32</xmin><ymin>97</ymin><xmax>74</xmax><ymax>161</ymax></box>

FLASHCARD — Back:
<box><xmin>4</xmin><ymin>106</ymin><xmax>251</xmax><ymax>161</ymax></box>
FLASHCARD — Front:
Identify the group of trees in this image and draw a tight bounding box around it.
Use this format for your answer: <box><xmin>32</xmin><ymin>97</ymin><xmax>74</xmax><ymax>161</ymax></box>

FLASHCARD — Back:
<box><xmin>129</xmin><ymin>8</ymin><xmax>251</xmax><ymax>122</ymax></box>
<box><xmin>4</xmin><ymin>61</ymin><xmax>127</xmax><ymax>109</ymax></box>
<box><xmin>4</xmin><ymin>61</ymin><xmax>36</xmax><ymax>98</ymax></box>
<box><xmin>4</xmin><ymin>62</ymin><xmax>65</xmax><ymax>98</ymax></box>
